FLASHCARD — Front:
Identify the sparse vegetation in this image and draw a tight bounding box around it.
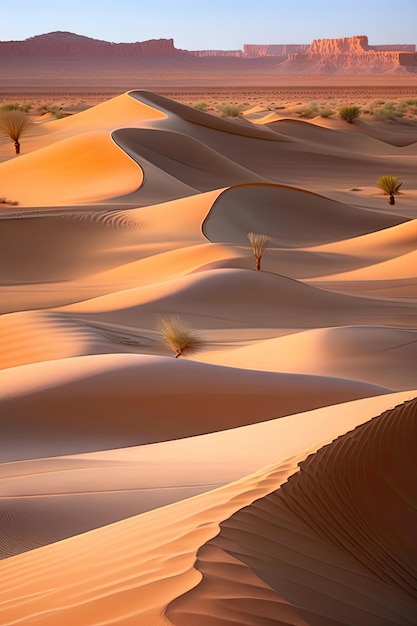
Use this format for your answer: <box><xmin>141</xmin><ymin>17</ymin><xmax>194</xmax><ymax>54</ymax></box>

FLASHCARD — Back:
<box><xmin>377</xmin><ymin>175</ymin><xmax>403</xmax><ymax>205</ymax></box>
<box><xmin>193</xmin><ymin>102</ymin><xmax>208</xmax><ymax>111</ymax></box>
<box><xmin>157</xmin><ymin>314</ymin><xmax>203</xmax><ymax>358</ymax></box>
<box><xmin>247</xmin><ymin>232</ymin><xmax>271</xmax><ymax>272</ymax></box>
<box><xmin>339</xmin><ymin>105</ymin><xmax>361</xmax><ymax>123</ymax></box>
<box><xmin>0</xmin><ymin>197</ymin><xmax>19</xmax><ymax>206</ymax></box>
<box><xmin>295</xmin><ymin>102</ymin><xmax>319</xmax><ymax>119</ymax></box>
<box><xmin>372</xmin><ymin>101</ymin><xmax>406</xmax><ymax>120</ymax></box>
<box><xmin>217</xmin><ymin>104</ymin><xmax>240</xmax><ymax>117</ymax></box>
<box><xmin>0</xmin><ymin>110</ymin><xmax>33</xmax><ymax>154</ymax></box>
<box><xmin>295</xmin><ymin>102</ymin><xmax>333</xmax><ymax>119</ymax></box>
<box><xmin>0</xmin><ymin>102</ymin><xmax>32</xmax><ymax>113</ymax></box>
<box><xmin>318</xmin><ymin>108</ymin><xmax>334</xmax><ymax>118</ymax></box>
<box><xmin>36</xmin><ymin>103</ymin><xmax>67</xmax><ymax>119</ymax></box>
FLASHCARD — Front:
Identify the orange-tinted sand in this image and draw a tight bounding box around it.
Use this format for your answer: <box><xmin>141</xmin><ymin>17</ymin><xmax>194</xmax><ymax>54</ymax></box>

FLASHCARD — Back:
<box><xmin>0</xmin><ymin>88</ymin><xmax>416</xmax><ymax>625</ymax></box>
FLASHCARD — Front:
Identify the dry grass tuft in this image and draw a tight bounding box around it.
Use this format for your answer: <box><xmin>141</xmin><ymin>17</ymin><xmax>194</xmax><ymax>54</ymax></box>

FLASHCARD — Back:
<box><xmin>157</xmin><ymin>314</ymin><xmax>203</xmax><ymax>358</ymax></box>
<box><xmin>247</xmin><ymin>232</ymin><xmax>271</xmax><ymax>271</ymax></box>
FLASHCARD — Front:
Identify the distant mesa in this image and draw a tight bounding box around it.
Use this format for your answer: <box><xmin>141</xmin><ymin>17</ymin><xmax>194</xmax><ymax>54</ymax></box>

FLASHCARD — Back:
<box><xmin>0</xmin><ymin>31</ymin><xmax>181</xmax><ymax>56</ymax></box>
<box><xmin>0</xmin><ymin>32</ymin><xmax>416</xmax><ymax>77</ymax></box>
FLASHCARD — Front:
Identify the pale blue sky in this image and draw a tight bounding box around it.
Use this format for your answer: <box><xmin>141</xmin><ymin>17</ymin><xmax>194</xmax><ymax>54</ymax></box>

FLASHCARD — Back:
<box><xmin>2</xmin><ymin>0</ymin><xmax>416</xmax><ymax>49</ymax></box>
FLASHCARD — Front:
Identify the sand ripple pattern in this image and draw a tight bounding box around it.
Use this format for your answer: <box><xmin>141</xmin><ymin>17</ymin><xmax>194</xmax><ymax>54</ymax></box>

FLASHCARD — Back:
<box><xmin>280</xmin><ymin>397</ymin><xmax>417</xmax><ymax>597</ymax></box>
<box><xmin>168</xmin><ymin>398</ymin><xmax>417</xmax><ymax>625</ymax></box>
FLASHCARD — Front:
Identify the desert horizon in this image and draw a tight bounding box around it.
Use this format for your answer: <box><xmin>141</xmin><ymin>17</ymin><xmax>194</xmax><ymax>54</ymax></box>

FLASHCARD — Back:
<box><xmin>0</xmin><ymin>15</ymin><xmax>417</xmax><ymax>626</ymax></box>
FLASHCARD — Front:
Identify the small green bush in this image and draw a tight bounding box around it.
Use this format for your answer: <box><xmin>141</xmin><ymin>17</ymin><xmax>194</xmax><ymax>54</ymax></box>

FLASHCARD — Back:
<box><xmin>217</xmin><ymin>104</ymin><xmax>240</xmax><ymax>117</ymax></box>
<box><xmin>193</xmin><ymin>102</ymin><xmax>208</xmax><ymax>111</ymax></box>
<box><xmin>295</xmin><ymin>102</ymin><xmax>319</xmax><ymax>118</ymax></box>
<box><xmin>339</xmin><ymin>105</ymin><xmax>361</xmax><ymax>123</ymax></box>
<box><xmin>318</xmin><ymin>108</ymin><xmax>334</xmax><ymax>118</ymax></box>
<box><xmin>377</xmin><ymin>175</ymin><xmax>403</xmax><ymax>205</ymax></box>
<box><xmin>0</xmin><ymin>102</ymin><xmax>32</xmax><ymax>113</ymax></box>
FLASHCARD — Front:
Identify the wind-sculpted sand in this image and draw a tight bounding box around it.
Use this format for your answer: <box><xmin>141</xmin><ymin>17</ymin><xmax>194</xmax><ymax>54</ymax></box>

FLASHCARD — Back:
<box><xmin>0</xmin><ymin>89</ymin><xmax>416</xmax><ymax>625</ymax></box>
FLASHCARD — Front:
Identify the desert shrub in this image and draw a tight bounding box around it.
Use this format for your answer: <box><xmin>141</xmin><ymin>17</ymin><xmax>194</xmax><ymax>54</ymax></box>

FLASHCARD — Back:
<box><xmin>217</xmin><ymin>104</ymin><xmax>240</xmax><ymax>117</ymax></box>
<box><xmin>193</xmin><ymin>101</ymin><xmax>208</xmax><ymax>111</ymax></box>
<box><xmin>339</xmin><ymin>105</ymin><xmax>361</xmax><ymax>123</ymax></box>
<box><xmin>0</xmin><ymin>197</ymin><xmax>19</xmax><ymax>206</ymax></box>
<box><xmin>36</xmin><ymin>103</ymin><xmax>65</xmax><ymax>118</ymax></box>
<box><xmin>247</xmin><ymin>232</ymin><xmax>271</xmax><ymax>272</ymax></box>
<box><xmin>373</xmin><ymin>101</ymin><xmax>406</xmax><ymax>120</ymax></box>
<box><xmin>0</xmin><ymin>110</ymin><xmax>33</xmax><ymax>154</ymax></box>
<box><xmin>0</xmin><ymin>102</ymin><xmax>32</xmax><ymax>113</ymax></box>
<box><xmin>318</xmin><ymin>108</ymin><xmax>334</xmax><ymax>118</ymax></box>
<box><xmin>157</xmin><ymin>314</ymin><xmax>203</xmax><ymax>358</ymax></box>
<box><xmin>377</xmin><ymin>175</ymin><xmax>403</xmax><ymax>205</ymax></box>
<box><xmin>295</xmin><ymin>102</ymin><xmax>319</xmax><ymax>118</ymax></box>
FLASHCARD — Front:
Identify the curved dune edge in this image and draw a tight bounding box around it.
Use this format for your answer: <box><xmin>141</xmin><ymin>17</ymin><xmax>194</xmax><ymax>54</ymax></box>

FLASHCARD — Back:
<box><xmin>194</xmin><ymin>325</ymin><xmax>417</xmax><ymax>390</ymax></box>
<box><xmin>309</xmin><ymin>248</ymin><xmax>417</xmax><ymax>282</ymax></box>
<box><xmin>128</xmin><ymin>90</ymin><xmax>284</xmax><ymax>141</ymax></box>
<box><xmin>0</xmin><ymin>353</ymin><xmax>387</xmax><ymax>463</ymax></box>
<box><xmin>167</xmin><ymin>396</ymin><xmax>417</xmax><ymax>626</ymax></box>
<box><xmin>57</xmin><ymin>267</ymin><xmax>417</xmax><ymax>332</ymax></box>
<box><xmin>0</xmin><ymin>392</ymin><xmax>415</xmax><ymax>625</ymax></box>
<box><xmin>112</xmin><ymin>127</ymin><xmax>267</xmax><ymax>194</ymax></box>
<box><xmin>202</xmin><ymin>183</ymin><xmax>404</xmax><ymax>248</ymax></box>
<box><xmin>0</xmin><ymin>130</ymin><xmax>143</xmax><ymax>206</ymax></box>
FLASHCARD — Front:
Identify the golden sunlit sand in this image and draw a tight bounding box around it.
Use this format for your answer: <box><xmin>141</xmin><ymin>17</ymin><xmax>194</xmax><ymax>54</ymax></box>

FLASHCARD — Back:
<box><xmin>0</xmin><ymin>86</ymin><xmax>416</xmax><ymax>625</ymax></box>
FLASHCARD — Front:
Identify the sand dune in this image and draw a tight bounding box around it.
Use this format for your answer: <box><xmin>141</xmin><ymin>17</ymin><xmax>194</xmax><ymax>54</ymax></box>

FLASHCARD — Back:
<box><xmin>197</xmin><ymin>325</ymin><xmax>417</xmax><ymax>389</ymax></box>
<box><xmin>203</xmin><ymin>183</ymin><xmax>404</xmax><ymax>246</ymax></box>
<box><xmin>1</xmin><ymin>393</ymin><xmax>415</xmax><ymax>624</ymax></box>
<box><xmin>0</xmin><ymin>353</ymin><xmax>387</xmax><ymax>463</ymax></box>
<box><xmin>0</xmin><ymin>130</ymin><xmax>142</xmax><ymax>206</ymax></box>
<box><xmin>1</xmin><ymin>88</ymin><xmax>417</xmax><ymax>624</ymax></box>
<box><xmin>169</xmin><ymin>397</ymin><xmax>417</xmax><ymax>626</ymax></box>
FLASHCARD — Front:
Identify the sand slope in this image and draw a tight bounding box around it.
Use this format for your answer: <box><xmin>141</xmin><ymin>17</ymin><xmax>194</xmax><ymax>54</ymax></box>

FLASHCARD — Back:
<box><xmin>1</xmin><ymin>393</ymin><xmax>416</xmax><ymax>624</ymax></box>
<box><xmin>1</xmin><ymin>89</ymin><xmax>417</xmax><ymax>625</ymax></box>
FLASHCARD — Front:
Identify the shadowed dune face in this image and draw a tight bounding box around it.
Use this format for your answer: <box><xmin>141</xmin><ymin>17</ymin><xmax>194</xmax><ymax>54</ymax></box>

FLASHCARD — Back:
<box><xmin>203</xmin><ymin>184</ymin><xmax>405</xmax><ymax>247</ymax></box>
<box><xmin>0</xmin><ymin>354</ymin><xmax>387</xmax><ymax>462</ymax></box>
<box><xmin>167</xmin><ymin>398</ymin><xmax>417</xmax><ymax>626</ymax></box>
<box><xmin>1</xmin><ymin>87</ymin><xmax>417</xmax><ymax>626</ymax></box>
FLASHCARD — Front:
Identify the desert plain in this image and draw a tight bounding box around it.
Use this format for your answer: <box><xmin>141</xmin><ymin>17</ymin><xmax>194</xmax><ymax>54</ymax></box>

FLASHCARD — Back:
<box><xmin>0</xmin><ymin>72</ymin><xmax>417</xmax><ymax>626</ymax></box>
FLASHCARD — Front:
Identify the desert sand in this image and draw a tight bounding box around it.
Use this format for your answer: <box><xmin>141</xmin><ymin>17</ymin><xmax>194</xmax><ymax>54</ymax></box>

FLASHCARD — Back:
<box><xmin>0</xmin><ymin>87</ymin><xmax>416</xmax><ymax>625</ymax></box>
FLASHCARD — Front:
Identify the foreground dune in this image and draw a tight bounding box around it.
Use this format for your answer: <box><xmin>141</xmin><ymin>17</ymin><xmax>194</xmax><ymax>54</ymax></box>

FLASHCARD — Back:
<box><xmin>1</xmin><ymin>88</ymin><xmax>416</xmax><ymax>624</ymax></box>
<box><xmin>0</xmin><ymin>393</ymin><xmax>415</xmax><ymax>624</ymax></box>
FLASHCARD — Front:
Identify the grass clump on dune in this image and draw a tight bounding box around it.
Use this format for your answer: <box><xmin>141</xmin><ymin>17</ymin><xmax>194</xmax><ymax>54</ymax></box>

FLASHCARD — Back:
<box><xmin>295</xmin><ymin>103</ymin><xmax>334</xmax><ymax>119</ymax></box>
<box><xmin>377</xmin><ymin>175</ymin><xmax>403</xmax><ymax>205</ymax></box>
<box><xmin>247</xmin><ymin>232</ymin><xmax>271</xmax><ymax>272</ymax></box>
<box><xmin>217</xmin><ymin>104</ymin><xmax>241</xmax><ymax>117</ymax></box>
<box><xmin>157</xmin><ymin>314</ymin><xmax>203</xmax><ymax>358</ymax></box>
<box><xmin>339</xmin><ymin>105</ymin><xmax>361</xmax><ymax>123</ymax></box>
<box><xmin>193</xmin><ymin>102</ymin><xmax>208</xmax><ymax>111</ymax></box>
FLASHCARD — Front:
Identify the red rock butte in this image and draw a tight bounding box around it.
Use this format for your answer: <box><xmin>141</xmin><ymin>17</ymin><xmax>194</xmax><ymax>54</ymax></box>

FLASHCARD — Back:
<box><xmin>0</xmin><ymin>32</ymin><xmax>416</xmax><ymax>91</ymax></box>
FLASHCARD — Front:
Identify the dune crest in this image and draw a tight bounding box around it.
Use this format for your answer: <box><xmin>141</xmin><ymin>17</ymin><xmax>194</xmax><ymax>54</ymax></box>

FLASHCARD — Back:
<box><xmin>167</xmin><ymin>397</ymin><xmax>417</xmax><ymax>625</ymax></box>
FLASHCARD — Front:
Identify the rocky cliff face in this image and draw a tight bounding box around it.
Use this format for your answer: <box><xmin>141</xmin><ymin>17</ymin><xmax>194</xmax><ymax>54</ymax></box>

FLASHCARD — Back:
<box><xmin>0</xmin><ymin>32</ymin><xmax>416</xmax><ymax>83</ymax></box>
<box><xmin>283</xmin><ymin>35</ymin><xmax>417</xmax><ymax>74</ymax></box>
<box><xmin>308</xmin><ymin>35</ymin><xmax>370</xmax><ymax>54</ymax></box>
<box><xmin>243</xmin><ymin>44</ymin><xmax>308</xmax><ymax>57</ymax></box>
<box><xmin>0</xmin><ymin>31</ymin><xmax>185</xmax><ymax>56</ymax></box>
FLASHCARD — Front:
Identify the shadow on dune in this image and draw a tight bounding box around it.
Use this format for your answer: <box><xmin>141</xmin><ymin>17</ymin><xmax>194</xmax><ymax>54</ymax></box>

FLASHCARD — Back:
<box><xmin>202</xmin><ymin>183</ymin><xmax>406</xmax><ymax>247</ymax></box>
<box><xmin>167</xmin><ymin>397</ymin><xmax>417</xmax><ymax>625</ymax></box>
